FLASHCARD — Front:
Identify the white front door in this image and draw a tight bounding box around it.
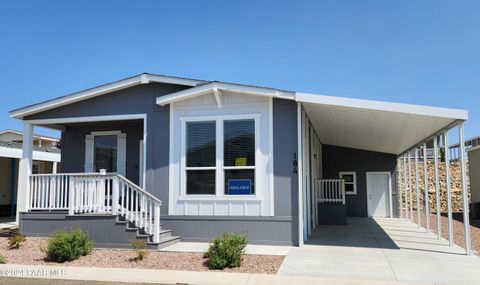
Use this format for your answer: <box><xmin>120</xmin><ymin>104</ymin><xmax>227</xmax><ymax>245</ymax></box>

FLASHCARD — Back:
<box><xmin>366</xmin><ymin>172</ymin><xmax>391</xmax><ymax>217</ymax></box>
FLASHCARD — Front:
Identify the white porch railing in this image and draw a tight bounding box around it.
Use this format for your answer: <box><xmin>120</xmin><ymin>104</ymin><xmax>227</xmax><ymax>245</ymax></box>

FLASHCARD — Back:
<box><xmin>28</xmin><ymin>173</ymin><xmax>162</xmax><ymax>243</ymax></box>
<box><xmin>317</xmin><ymin>179</ymin><xmax>346</xmax><ymax>204</ymax></box>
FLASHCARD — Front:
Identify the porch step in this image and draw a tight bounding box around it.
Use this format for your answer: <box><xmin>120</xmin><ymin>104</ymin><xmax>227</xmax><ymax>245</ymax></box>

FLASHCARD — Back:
<box><xmin>152</xmin><ymin>235</ymin><xmax>182</xmax><ymax>250</ymax></box>
<box><xmin>115</xmin><ymin>215</ymin><xmax>181</xmax><ymax>248</ymax></box>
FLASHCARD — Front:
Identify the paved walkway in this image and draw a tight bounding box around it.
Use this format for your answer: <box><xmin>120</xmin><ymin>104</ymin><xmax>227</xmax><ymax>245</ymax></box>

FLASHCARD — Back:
<box><xmin>279</xmin><ymin>218</ymin><xmax>480</xmax><ymax>285</ymax></box>
<box><xmin>0</xmin><ymin>264</ymin><xmax>432</xmax><ymax>285</ymax></box>
<box><xmin>161</xmin><ymin>241</ymin><xmax>292</xmax><ymax>255</ymax></box>
<box><xmin>0</xmin><ymin>216</ymin><xmax>17</xmax><ymax>231</ymax></box>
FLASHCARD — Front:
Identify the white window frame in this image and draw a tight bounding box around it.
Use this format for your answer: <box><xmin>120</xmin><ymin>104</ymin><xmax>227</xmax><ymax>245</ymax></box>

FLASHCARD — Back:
<box><xmin>339</xmin><ymin>171</ymin><xmax>357</xmax><ymax>195</ymax></box>
<box><xmin>180</xmin><ymin>114</ymin><xmax>260</xmax><ymax>199</ymax></box>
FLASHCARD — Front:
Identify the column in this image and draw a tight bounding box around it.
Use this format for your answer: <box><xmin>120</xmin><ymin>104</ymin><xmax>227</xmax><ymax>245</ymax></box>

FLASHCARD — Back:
<box><xmin>16</xmin><ymin>122</ymin><xmax>33</xmax><ymax>223</ymax></box>
<box><xmin>458</xmin><ymin>122</ymin><xmax>472</xmax><ymax>255</ymax></box>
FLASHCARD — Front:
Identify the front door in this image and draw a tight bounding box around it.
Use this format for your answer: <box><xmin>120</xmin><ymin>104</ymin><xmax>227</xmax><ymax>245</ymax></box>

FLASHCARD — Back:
<box><xmin>366</xmin><ymin>172</ymin><xmax>391</xmax><ymax>217</ymax></box>
<box><xmin>85</xmin><ymin>131</ymin><xmax>126</xmax><ymax>176</ymax></box>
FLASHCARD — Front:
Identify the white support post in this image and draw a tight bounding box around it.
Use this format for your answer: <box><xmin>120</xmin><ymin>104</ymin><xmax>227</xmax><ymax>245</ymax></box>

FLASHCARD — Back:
<box><xmin>408</xmin><ymin>151</ymin><xmax>413</xmax><ymax>222</ymax></box>
<box><xmin>415</xmin><ymin>148</ymin><xmax>420</xmax><ymax>227</ymax></box>
<box><xmin>458</xmin><ymin>122</ymin><xmax>472</xmax><ymax>255</ymax></box>
<box><xmin>423</xmin><ymin>142</ymin><xmax>430</xmax><ymax>232</ymax></box>
<box><xmin>296</xmin><ymin>103</ymin><xmax>304</xmax><ymax>246</ymax></box>
<box><xmin>403</xmin><ymin>156</ymin><xmax>408</xmax><ymax>221</ymax></box>
<box><xmin>52</xmin><ymin>162</ymin><xmax>58</xmax><ymax>174</ymax></box>
<box><xmin>433</xmin><ymin>136</ymin><xmax>442</xmax><ymax>239</ymax></box>
<box><xmin>398</xmin><ymin>158</ymin><xmax>403</xmax><ymax>219</ymax></box>
<box><xmin>444</xmin><ymin>129</ymin><xmax>454</xmax><ymax>246</ymax></box>
<box><xmin>112</xmin><ymin>177</ymin><xmax>119</xmax><ymax>215</ymax></box>
<box><xmin>16</xmin><ymin>122</ymin><xmax>34</xmax><ymax>223</ymax></box>
<box><xmin>68</xmin><ymin>177</ymin><xmax>75</xmax><ymax>215</ymax></box>
<box><xmin>153</xmin><ymin>203</ymin><xmax>160</xmax><ymax>243</ymax></box>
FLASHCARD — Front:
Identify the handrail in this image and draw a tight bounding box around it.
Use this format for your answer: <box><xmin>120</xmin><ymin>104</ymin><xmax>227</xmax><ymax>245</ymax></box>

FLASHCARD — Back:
<box><xmin>28</xmin><ymin>172</ymin><xmax>162</xmax><ymax>243</ymax></box>
<box><xmin>316</xmin><ymin>178</ymin><xmax>346</xmax><ymax>205</ymax></box>
<box><xmin>116</xmin><ymin>174</ymin><xmax>162</xmax><ymax>205</ymax></box>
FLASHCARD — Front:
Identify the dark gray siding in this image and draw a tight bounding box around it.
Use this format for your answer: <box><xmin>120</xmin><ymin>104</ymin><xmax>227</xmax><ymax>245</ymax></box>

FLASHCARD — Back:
<box><xmin>272</xmin><ymin>98</ymin><xmax>299</xmax><ymax>245</ymax></box>
<box><xmin>61</xmin><ymin>120</ymin><xmax>143</xmax><ymax>184</ymax></box>
<box><xmin>19</xmin><ymin>212</ymin><xmax>145</xmax><ymax>248</ymax></box>
<box><xmin>25</xmin><ymin>83</ymin><xmax>187</xmax><ymax>213</ymax></box>
<box><xmin>322</xmin><ymin>145</ymin><xmax>398</xmax><ymax>217</ymax></box>
<box><xmin>162</xmin><ymin>216</ymin><xmax>293</xmax><ymax>245</ymax></box>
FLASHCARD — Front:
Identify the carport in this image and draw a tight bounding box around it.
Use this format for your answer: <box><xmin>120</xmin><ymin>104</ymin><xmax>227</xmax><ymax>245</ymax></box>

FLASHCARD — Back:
<box><xmin>279</xmin><ymin>217</ymin><xmax>480</xmax><ymax>284</ymax></box>
<box><xmin>294</xmin><ymin>92</ymin><xmax>472</xmax><ymax>255</ymax></box>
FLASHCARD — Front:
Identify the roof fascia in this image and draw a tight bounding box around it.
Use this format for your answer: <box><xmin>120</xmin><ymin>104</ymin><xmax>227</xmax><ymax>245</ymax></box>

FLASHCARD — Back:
<box><xmin>156</xmin><ymin>82</ymin><xmax>294</xmax><ymax>106</ymax></box>
<box><xmin>296</xmin><ymin>92</ymin><xmax>468</xmax><ymax>120</ymax></box>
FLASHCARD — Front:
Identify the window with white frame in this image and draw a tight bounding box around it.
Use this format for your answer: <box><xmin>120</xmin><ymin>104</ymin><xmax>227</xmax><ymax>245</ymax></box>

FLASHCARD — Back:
<box><xmin>339</xmin><ymin>171</ymin><xmax>357</xmax><ymax>195</ymax></box>
<box><xmin>183</xmin><ymin>117</ymin><xmax>257</xmax><ymax>196</ymax></box>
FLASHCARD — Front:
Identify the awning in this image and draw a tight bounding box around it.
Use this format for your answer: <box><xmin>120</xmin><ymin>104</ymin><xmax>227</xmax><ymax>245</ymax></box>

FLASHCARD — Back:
<box><xmin>296</xmin><ymin>93</ymin><xmax>468</xmax><ymax>155</ymax></box>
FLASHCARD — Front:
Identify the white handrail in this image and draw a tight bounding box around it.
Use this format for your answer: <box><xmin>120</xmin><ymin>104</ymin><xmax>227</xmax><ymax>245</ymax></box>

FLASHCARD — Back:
<box><xmin>29</xmin><ymin>173</ymin><xmax>162</xmax><ymax>243</ymax></box>
<box><xmin>317</xmin><ymin>179</ymin><xmax>346</xmax><ymax>205</ymax></box>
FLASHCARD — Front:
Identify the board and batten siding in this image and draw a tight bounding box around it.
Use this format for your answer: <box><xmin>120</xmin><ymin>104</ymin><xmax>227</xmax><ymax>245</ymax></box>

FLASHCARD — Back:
<box><xmin>169</xmin><ymin>92</ymin><xmax>274</xmax><ymax>216</ymax></box>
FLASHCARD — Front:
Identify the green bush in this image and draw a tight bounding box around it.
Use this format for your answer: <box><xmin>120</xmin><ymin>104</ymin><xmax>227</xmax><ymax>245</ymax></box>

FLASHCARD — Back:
<box><xmin>204</xmin><ymin>232</ymin><xmax>248</xmax><ymax>269</ymax></box>
<box><xmin>130</xmin><ymin>239</ymin><xmax>148</xmax><ymax>261</ymax></box>
<box><xmin>45</xmin><ymin>229</ymin><xmax>93</xmax><ymax>262</ymax></box>
<box><xmin>0</xmin><ymin>254</ymin><xmax>6</xmax><ymax>264</ymax></box>
<box><xmin>8</xmin><ymin>234</ymin><xmax>26</xmax><ymax>249</ymax></box>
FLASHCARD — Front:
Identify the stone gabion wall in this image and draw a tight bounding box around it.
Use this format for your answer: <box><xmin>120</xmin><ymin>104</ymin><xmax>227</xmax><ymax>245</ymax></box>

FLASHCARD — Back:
<box><xmin>398</xmin><ymin>161</ymin><xmax>470</xmax><ymax>212</ymax></box>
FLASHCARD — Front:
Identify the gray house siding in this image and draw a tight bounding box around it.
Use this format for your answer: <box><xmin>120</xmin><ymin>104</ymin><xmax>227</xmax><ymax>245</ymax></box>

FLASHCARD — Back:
<box><xmin>20</xmin><ymin>87</ymin><xmax>301</xmax><ymax>246</ymax></box>
<box><xmin>322</xmin><ymin>144</ymin><xmax>398</xmax><ymax>217</ymax></box>
<box><xmin>25</xmin><ymin>83</ymin><xmax>188</xmax><ymax>212</ymax></box>
<box><xmin>61</xmin><ymin>120</ymin><xmax>143</xmax><ymax>184</ymax></box>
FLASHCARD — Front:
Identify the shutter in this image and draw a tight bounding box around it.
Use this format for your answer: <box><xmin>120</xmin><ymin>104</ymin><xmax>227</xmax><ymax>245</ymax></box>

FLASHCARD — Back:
<box><xmin>84</xmin><ymin>135</ymin><xmax>94</xmax><ymax>172</ymax></box>
<box><xmin>117</xmin><ymin>133</ymin><xmax>127</xmax><ymax>176</ymax></box>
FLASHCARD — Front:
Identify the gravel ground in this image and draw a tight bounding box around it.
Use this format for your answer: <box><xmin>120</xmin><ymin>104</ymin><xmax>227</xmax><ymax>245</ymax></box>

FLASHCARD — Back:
<box><xmin>0</xmin><ymin>237</ymin><xmax>283</xmax><ymax>274</ymax></box>
<box><xmin>410</xmin><ymin>210</ymin><xmax>480</xmax><ymax>254</ymax></box>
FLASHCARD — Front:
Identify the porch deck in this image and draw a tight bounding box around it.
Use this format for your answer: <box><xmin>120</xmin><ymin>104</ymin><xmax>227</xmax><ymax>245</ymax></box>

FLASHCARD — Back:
<box><xmin>279</xmin><ymin>218</ymin><xmax>480</xmax><ymax>284</ymax></box>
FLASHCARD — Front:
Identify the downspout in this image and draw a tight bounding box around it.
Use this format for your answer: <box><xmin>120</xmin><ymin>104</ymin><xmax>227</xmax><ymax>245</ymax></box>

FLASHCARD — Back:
<box><xmin>10</xmin><ymin>158</ymin><xmax>16</xmax><ymax>216</ymax></box>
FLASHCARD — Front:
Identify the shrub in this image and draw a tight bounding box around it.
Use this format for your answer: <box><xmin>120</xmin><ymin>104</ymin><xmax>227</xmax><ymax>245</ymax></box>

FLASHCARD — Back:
<box><xmin>7</xmin><ymin>234</ymin><xmax>26</xmax><ymax>249</ymax></box>
<box><xmin>130</xmin><ymin>239</ymin><xmax>148</xmax><ymax>261</ymax></box>
<box><xmin>0</xmin><ymin>254</ymin><xmax>6</xmax><ymax>264</ymax></box>
<box><xmin>204</xmin><ymin>232</ymin><xmax>248</xmax><ymax>270</ymax></box>
<box><xmin>45</xmin><ymin>229</ymin><xmax>93</xmax><ymax>262</ymax></box>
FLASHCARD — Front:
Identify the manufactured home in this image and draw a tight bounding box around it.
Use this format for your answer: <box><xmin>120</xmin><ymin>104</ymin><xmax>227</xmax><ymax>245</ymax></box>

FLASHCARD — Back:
<box><xmin>9</xmin><ymin>73</ymin><xmax>469</xmax><ymax>248</ymax></box>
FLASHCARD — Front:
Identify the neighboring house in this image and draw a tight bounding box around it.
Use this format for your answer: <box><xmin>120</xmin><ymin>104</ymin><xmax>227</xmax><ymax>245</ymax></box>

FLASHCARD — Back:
<box><xmin>0</xmin><ymin>130</ymin><xmax>60</xmax><ymax>217</ymax></box>
<box><xmin>9</xmin><ymin>73</ymin><xmax>468</xmax><ymax>248</ymax></box>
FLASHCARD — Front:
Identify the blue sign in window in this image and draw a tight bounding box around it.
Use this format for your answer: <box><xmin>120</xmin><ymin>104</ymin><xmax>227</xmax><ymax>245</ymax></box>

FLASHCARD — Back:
<box><xmin>228</xmin><ymin>179</ymin><xmax>252</xmax><ymax>195</ymax></box>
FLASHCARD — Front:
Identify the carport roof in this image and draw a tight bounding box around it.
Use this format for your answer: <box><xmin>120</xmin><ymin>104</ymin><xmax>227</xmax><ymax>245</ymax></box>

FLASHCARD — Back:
<box><xmin>296</xmin><ymin>92</ymin><xmax>467</xmax><ymax>155</ymax></box>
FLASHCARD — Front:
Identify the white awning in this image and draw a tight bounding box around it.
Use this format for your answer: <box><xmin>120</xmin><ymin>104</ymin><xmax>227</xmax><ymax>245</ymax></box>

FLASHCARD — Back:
<box><xmin>296</xmin><ymin>93</ymin><xmax>468</xmax><ymax>155</ymax></box>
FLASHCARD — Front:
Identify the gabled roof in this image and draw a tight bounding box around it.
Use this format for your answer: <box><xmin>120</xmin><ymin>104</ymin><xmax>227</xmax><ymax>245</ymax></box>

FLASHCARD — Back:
<box><xmin>156</xmin><ymin>81</ymin><xmax>295</xmax><ymax>106</ymax></box>
<box><xmin>10</xmin><ymin>73</ymin><xmax>207</xmax><ymax>119</ymax></box>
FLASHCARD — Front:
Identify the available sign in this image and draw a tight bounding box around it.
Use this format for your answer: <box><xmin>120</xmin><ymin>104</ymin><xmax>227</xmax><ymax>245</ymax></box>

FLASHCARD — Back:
<box><xmin>228</xmin><ymin>179</ymin><xmax>252</xmax><ymax>195</ymax></box>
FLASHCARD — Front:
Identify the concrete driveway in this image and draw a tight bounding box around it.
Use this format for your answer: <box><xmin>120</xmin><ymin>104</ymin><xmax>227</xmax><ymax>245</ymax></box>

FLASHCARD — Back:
<box><xmin>279</xmin><ymin>218</ymin><xmax>480</xmax><ymax>285</ymax></box>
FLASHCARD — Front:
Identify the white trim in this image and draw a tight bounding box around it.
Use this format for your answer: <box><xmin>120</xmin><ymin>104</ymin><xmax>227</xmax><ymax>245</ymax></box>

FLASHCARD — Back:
<box><xmin>339</xmin><ymin>171</ymin><xmax>357</xmax><ymax>195</ymax></box>
<box><xmin>10</xmin><ymin>74</ymin><xmax>203</xmax><ymax>119</ymax></box>
<box><xmin>180</xmin><ymin>115</ymin><xmax>259</xmax><ymax>198</ymax></box>
<box><xmin>213</xmin><ymin>88</ymin><xmax>222</xmax><ymax>108</ymax></box>
<box><xmin>139</xmin><ymin>140</ymin><xmax>144</xmax><ymax>187</ymax></box>
<box><xmin>366</xmin><ymin>171</ymin><xmax>392</xmax><ymax>218</ymax></box>
<box><xmin>467</xmin><ymin>145</ymin><xmax>480</xmax><ymax>152</ymax></box>
<box><xmin>24</xmin><ymin>114</ymin><xmax>147</xmax><ymax>125</ymax></box>
<box><xmin>269</xmin><ymin>97</ymin><xmax>274</xmax><ymax>216</ymax></box>
<box><xmin>156</xmin><ymin>82</ymin><xmax>295</xmax><ymax>106</ymax></box>
<box><xmin>0</xmin><ymin>146</ymin><xmax>61</xmax><ymax>162</ymax></box>
<box><xmin>297</xmin><ymin>102</ymin><xmax>304</xmax><ymax>246</ymax></box>
<box><xmin>90</xmin><ymin>130</ymin><xmax>122</xmax><ymax>136</ymax></box>
<box><xmin>168</xmin><ymin>104</ymin><xmax>174</xmax><ymax>215</ymax></box>
<box><xmin>296</xmin><ymin>92</ymin><xmax>468</xmax><ymax>120</ymax></box>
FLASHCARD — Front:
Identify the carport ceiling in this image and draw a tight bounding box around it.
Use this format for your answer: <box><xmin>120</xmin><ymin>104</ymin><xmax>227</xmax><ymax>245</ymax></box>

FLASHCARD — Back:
<box><xmin>297</xmin><ymin>93</ymin><xmax>467</xmax><ymax>155</ymax></box>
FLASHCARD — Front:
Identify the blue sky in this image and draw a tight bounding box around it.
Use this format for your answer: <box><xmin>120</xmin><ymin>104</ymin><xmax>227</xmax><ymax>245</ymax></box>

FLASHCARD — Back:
<box><xmin>0</xmin><ymin>0</ymin><xmax>478</xmax><ymax>140</ymax></box>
